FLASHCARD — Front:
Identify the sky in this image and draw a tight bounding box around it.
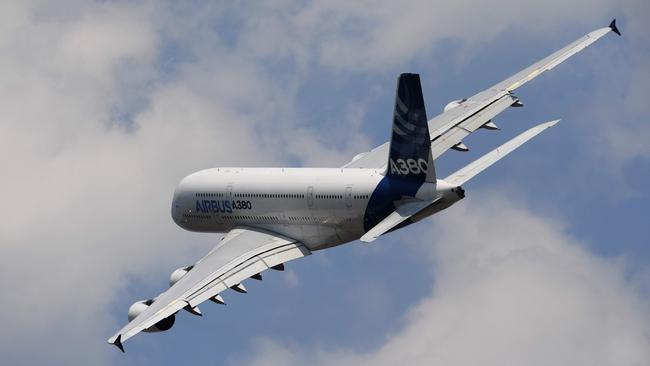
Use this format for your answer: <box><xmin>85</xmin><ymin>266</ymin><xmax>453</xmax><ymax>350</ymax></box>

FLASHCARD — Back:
<box><xmin>0</xmin><ymin>1</ymin><xmax>648</xmax><ymax>365</ymax></box>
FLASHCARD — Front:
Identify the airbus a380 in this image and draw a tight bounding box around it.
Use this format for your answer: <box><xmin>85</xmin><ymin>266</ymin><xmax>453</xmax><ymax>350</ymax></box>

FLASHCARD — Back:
<box><xmin>109</xmin><ymin>20</ymin><xmax>621</xmax><ymax>351</ymax></box>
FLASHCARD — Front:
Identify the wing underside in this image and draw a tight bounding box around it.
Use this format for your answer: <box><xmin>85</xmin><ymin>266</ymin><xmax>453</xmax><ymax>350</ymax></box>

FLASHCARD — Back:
<box><xmin>108</xmin><ymin>227</ymin><xmax>310</xmax><ymax>351</ymax></box>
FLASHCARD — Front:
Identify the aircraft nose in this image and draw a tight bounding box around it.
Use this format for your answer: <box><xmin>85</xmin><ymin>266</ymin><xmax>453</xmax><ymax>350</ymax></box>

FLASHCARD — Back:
<box><xmin>171</xmin><ymin>190</ymin><xmax>181</xmax><ymax>223</ymax></box>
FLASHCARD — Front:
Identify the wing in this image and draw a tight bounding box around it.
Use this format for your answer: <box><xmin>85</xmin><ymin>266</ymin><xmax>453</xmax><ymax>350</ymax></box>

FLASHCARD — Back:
<box><xmin>108</xmin><ymin>227</ymin><xmax>311</xmax><ymax>351</ymax></box>
<box><xmin>344</xmin><ymin>21</ymin><xmax>618</xmax><ymax>169</ymax></box>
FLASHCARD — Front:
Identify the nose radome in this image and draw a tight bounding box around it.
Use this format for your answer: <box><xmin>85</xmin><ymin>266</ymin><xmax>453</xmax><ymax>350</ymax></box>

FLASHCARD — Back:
<box><xmin>171</xmin><ymin>191</ymin><xmax>180</xmax><ymax>222</ymax></box>
<box><xmin>171</xmin><ymin>171</ymin><xmax>205</xmax><ymax>225</ymax></box>
<box><xmin>171</xmin><ymin>178</ymin><xmax>189</xmax><ymax>223</ymax></box>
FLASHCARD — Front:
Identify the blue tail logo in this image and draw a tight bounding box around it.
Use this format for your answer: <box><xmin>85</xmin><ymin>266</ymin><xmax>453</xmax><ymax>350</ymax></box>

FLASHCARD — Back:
<box><xmin>386</xmin><ymin>73</ymin><xmax>434</xmax><ymax>182</ymax></box>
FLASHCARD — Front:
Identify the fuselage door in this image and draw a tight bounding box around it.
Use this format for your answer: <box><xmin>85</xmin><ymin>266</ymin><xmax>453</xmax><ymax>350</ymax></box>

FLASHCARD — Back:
<box><xmin>307</xmin><ymin>186</ymin><xmax>314</xmax><ymax>208</ymax></box>
<box><xmin>226</xmin><ymin>184</ymin><xmax>233</xmax><ymax>200</ymax></box>
<box><xmin>345</xmin><ymin>186</ymin><xmax>353</xmax><ymax>208</ymax></box>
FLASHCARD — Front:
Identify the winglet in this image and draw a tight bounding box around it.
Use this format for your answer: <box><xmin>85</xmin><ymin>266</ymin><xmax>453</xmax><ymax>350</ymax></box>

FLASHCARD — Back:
<box><xmin>609</xmin><ymin>19</ymin><xmax>621</xmax><ymax>36</ymax></box>
<box><xmin>111</xmin><ymin>334</ymin><xmax>125</xmax><ymax>353</ymax></box>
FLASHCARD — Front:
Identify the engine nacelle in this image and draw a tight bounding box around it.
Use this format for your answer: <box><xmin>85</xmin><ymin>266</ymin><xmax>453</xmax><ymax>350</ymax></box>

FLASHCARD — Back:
<box><xmin>127</xmin><ymin>299</ymin><xmax>175</xmax><ymax>332</ymax></box>
<box><xmin>169</xmin><ymin>265</ymin><xmax>193</xmax><ymax>287</ymax></box>
<box><xmin>128</xmin><ymin>299</ymin><xmax>152</xmax><ymax>322</ymax></box>
<box><xmin>443</xmin><ymin>98</ymin><xmax>466</xmax><ymax>112</ymax></box>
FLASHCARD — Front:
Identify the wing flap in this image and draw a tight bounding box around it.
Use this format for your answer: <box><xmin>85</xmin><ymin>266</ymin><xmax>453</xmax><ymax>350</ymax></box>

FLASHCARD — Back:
<box><xmin>429</xmin><ymin>94</ymin><xmax>517</xmax><ymax>159</ymax></box>
<box><xmin>187</xmin><ymin>242</ymin><xmax>310</xmax><ymax>307</ymax></box>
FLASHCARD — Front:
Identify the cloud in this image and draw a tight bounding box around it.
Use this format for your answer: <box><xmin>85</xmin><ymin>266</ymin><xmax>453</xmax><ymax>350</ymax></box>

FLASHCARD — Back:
<box><xmin>0</xmin><ymin>2</ymin><xmax>303</xmax><ymax>365</ymax></box>
<box><xmin>582</xmin><ymin>41</ymin><xmax>650</xmax><ymax>162</ymax></box>
<box><xmin>237</xmin><ymin>194</ymin><xmax>650</xmax><ymax>366</ymax></box>
<box><xmin>271</xmin><ymin>0</ymin><xmax>621</xmax><ymax>70</ymax></box>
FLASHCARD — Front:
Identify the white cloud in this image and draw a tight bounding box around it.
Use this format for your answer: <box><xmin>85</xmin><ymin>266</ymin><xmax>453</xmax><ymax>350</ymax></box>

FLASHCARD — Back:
<box><xmin>583</xmin><ymin>47</ymin><xmax>650</xmax><ymax>162</ymax></box>
<box><xmin>238</xmin><ymin>194</ymin><xmax>650</xmax><ymax>366</ymax></box>
<box><xmin>280</xmin><ymin>0</ymin><xmax>621</xmax><ymax>70</ymax></box>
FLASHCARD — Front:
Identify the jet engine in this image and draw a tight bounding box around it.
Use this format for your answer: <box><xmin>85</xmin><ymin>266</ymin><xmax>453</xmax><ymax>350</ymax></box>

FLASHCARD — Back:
<box><xmin>127</xmin><ymin>299</ymin><xmax>175</xmax><ymax>332</ymax></box>
<box><xmin>443</xmin><ymin>98</ymin><xmax>467</xmax><ymax>112</ymax></box>
<box><xmin>169</xmin><ymin>265</ymin><xmax>193</xmax><ymax>287</ymax></box>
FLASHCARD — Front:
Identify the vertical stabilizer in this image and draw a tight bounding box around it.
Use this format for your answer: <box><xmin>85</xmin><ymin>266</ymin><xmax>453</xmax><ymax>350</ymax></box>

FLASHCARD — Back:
<box><xmin>386</xmin><ymin>73</ymin><xmax>435</xmax><ymax>182</ymax></box>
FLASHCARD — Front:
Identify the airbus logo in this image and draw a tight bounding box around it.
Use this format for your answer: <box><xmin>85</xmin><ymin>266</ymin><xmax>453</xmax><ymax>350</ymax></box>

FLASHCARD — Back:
<box><xmin>195</xmin><ymin>200</ymin><xmax>254</xmax><ymax>213</ymax></box>
<box><xmin>196</xmin><ymin>200</ymin><xmax>232</xmax><ymax>213</ymax></box>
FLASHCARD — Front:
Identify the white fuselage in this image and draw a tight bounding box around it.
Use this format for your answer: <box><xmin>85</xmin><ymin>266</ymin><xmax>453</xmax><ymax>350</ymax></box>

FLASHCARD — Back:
<box><xmin>171</xmin><ymin>168</ymin><xmax>463</xmax><ymax>250</ymax></box>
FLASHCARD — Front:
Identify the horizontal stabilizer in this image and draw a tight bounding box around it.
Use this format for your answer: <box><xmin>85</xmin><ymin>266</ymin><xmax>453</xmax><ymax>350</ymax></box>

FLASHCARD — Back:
<box><xmin>445</xmin><ymin>120</ymin><xmax>560</xmax><ymax>186</ymax></box>
<box><xmin>360</xmin><ymin>197</ymin><xmax>441</xmax><ymax>243</ymax></box>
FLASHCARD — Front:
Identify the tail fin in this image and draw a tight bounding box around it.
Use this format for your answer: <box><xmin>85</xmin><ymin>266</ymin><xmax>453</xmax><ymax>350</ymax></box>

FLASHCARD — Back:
<box><xmin>386</xmin><ymin>73</ymin><xmax>435</xmax><ymax>182</ymax></box>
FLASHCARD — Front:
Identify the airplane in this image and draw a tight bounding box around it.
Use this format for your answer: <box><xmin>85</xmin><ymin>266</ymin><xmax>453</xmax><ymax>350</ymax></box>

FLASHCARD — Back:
<box><xmin>108</xmin><ymin>20</ymin><xmax>621</xmax><ymax>352</ymax></box>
